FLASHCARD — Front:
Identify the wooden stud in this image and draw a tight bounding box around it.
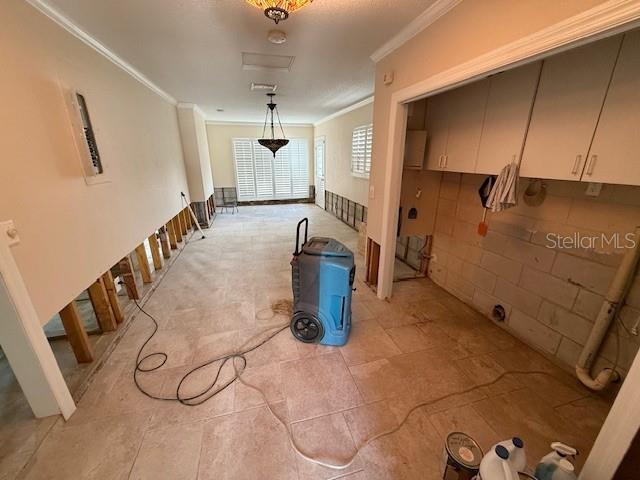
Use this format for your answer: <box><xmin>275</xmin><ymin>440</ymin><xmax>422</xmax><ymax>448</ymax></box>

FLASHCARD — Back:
<box><xmin>185</xmin><ymin>207</ymin><xmax>193</xmax><ymax>229</ymax></box>
<box><xmin>178</xmin><ymin>209</ymin><xmax>189</xmax><ymax>236</ymax></box>
<box><xmin>166</xmin><ymin>221</ymin><xmax>177</xmax><ymax>250</ymax></box>
<box><xmin>148</xmin><ymin>233</ymin><xmax>163</xmax><ymax>270</ymax></box>
<box><xmin>173</xmin><ymin>216</ymin><xmax>183</xmax><ymax>243</ymax></box>
<box><xmin>134</xmin><ymin>244</ymin><xmax>152</xmax><ymax>284</ymax></box>
<box><xmin>101</xmin><ymin>271</ymin><xmax>124</xmax><ymax>324</ymax></box>
<box><xmin>87</xmin><ymin>278</ymin><xmax>117</xmax><ymax>332</ymax></box>
<box><xmin>159</xmin><ymin>226</ymin><xmax>171</xmax><ymax>258</ymax></box>
<box><xmin>118</xmin><ymin>256</ymin><xmax>140</xmax><ymax>299</ymax></box>
<box><xmin>365</xmin><ymin>238</ymin><xmax>380</xmax><ymax>286</ymax></box>
<box><xmin>59</xmin><ymin>301</ymin><xmax>93</xmax><ymax>363</ymax></box>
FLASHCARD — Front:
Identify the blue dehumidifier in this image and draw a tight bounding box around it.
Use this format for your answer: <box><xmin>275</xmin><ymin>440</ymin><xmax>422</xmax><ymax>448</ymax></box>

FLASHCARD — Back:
<box><xmin>290</xmin><ymin>218</ymin><xmax>355</xmax><ymax>346</ymax></box>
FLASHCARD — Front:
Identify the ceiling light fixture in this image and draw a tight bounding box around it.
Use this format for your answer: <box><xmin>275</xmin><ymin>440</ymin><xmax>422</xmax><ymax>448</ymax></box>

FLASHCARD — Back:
<box><xmin>258</xmin><ymin>93</ymin><xmax>288</xmax><ymax>157</ymax></box>
<box><xmin>246</xmin><ymin>0</ymin><xmax>313</xmax><ymax>24</ymax></box>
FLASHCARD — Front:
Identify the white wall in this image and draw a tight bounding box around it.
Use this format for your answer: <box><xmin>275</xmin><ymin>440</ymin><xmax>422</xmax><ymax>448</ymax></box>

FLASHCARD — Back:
<box><xmin>314</xmin><ymin>101</ymin><xmax>373</xmax><ymax>207</ymax></box>
<box><xmin>206</xmin><ymin>123</ymin><xmax>314</xmax><ymax>189</ymax></box>
<box><xmin>177</xmin><ymin>104</ymin><xmax>214</xmax><ymax>202</ymax></box>
<box><xmin>0</xmin><ymin>0</ymin><xmax>189</xmax><ymax>323</ymax></box>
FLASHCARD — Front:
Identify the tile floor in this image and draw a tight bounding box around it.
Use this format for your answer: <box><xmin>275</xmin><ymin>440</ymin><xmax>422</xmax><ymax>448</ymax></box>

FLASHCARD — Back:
<box><xmin>5</xmin><ymin>204</ymin><xmax>616</xmax><ymax>479</ymax></box>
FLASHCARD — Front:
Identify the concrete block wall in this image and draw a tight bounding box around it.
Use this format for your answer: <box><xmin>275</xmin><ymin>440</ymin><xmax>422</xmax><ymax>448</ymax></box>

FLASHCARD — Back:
<box><xmin>428</xmin><ymin>172</ymin><xmax>640</xmax><ymax>375</ymax></box>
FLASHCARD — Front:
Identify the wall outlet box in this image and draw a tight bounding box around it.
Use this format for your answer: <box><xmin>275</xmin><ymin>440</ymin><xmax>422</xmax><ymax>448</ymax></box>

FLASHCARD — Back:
<box><xmin>585</xmin><ymin>182</ymin><xmax>603</xmax><ymax>196</ymax></box>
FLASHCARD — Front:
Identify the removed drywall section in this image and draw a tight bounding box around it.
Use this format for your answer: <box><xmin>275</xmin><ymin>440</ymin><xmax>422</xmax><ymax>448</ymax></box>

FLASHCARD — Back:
<box><xmin>206</xmin><ymin>123</ymin><xmax>314</xmax><ymax>189</ymax></box>
<box><xmin>314</xmin><ymin>101</ymin><xmax>373</xmax><ymax>207</ymax></box>
<box><xmin>428</xmin><ymin>172</ymin><xmax>640</xmax><ymax>374</ymax></box>
<box><xmin>177</xmin><ymin>104</ymin><xmax>214</xmax><ymax>202</ymax></box>
<box><xmin>0</xmin><ymin>0</ymin><xmax>189</xmax><ymax>323</ymax></box>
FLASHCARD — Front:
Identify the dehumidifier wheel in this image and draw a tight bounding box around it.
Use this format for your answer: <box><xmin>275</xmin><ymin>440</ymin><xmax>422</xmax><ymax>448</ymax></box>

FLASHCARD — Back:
<box><xmin>290</xmin><ymin>311</ymin><xmax>324</xmax><ymax>343</ymax></box>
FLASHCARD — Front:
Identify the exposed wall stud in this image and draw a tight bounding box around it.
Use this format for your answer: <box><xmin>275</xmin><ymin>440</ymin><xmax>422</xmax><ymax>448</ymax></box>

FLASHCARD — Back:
<box><xmin>173</xmin><ymin>216</ymin><xmax>183</xmax><ymax>243</ymax></box>
<box><xmin>87</xmin><ymin>278</ymin><xmax>117</xmax><ymax>331</ymax></box>
<box><xmin>134</xmin><ymin>244</ymin><xmax>152</xmax><ymax>284</ymax></box>
<box><xmin>180</xmin><ymin>210</ymin><xmax>188</xmax><ymax>235</ymax></box>
<box><xmin>59</xmin><ymin>301</ymin><xmax>93</xmax><ymax>363</ymax></box>
<box><xmin>159</xmin><ymin>226</ymin><xmax>171</xmax><ymax>258</ymax></box>
<box><xmin>166</xmin><ymin>221</ymin><xmax>178</xmax><ymax>249</ymax></box>
<box><xmin>101</xmin><ymin>271</ymin><xmax>123</xmax><ymax>324</ymax></box>
<box><xmin>147</xmin><ymin>233</ymin><xmax>163</xmax><ymax>270</ymax></box>
<box><xmin>118</xmin><ymin>256</ymin><xmax>139</xmax><ymax>299</ymax></box>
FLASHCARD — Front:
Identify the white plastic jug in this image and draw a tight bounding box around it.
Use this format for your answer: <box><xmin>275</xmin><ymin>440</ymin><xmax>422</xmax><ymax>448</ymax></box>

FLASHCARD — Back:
<box><xmin>478</xmin><ymin>445</ymin><xmax>519</xmax><ymax>480</ymax></box>
<box><xmin>534</xmin><ymin>442</ymin><xmax>578</xmax><ymax>480</ymax></box>
<box><xmin>497</xmin><ymin>437</ymin><xmax>526</xmax><ymax>472</ymax></box>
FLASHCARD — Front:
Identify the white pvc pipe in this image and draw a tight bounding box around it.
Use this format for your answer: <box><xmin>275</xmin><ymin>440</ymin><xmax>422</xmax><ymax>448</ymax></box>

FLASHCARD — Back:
<box><xmin>576</xmin><ymin>226</ymin><xmax>640</xmax><ymax>391</ymax></box>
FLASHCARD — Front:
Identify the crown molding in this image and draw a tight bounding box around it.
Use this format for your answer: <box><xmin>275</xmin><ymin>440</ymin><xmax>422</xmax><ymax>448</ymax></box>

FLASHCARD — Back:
<box><xmin>370</xmin><ymin>0</ymin><xmax>462</xmax><ymax>63</ymax></box>
<box><xmin>205</xmin><ymin>120</ymin><xmax>314</xmax><ymax>128</ymax></box>
<box><xmin>393</xmin><ymin>0</ymin><xmax>640</xmax><ymax>105</ymax></box>
<box><xmin>176</xmin><ymin>102</ymin><xmax>207</xmax><ymax>118</ymax></box>
<box><xmin>25</xmin><ymin>0</ymin><xmax>177</xmax><ymax>105</ymax></box>
<box><xmin>313</xmin><ymin>96</ymin><xmax>374</xmax><ymax>127</ymax></box>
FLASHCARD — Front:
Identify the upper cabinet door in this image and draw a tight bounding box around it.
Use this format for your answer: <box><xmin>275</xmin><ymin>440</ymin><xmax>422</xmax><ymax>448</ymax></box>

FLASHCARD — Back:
<box><xmin>585</xmin><ymin>31</ymin><xmax>640</xmax><ymax>185</ymax></box>
<box><xmin>424</xmin><ymin>93</ymin><xmax>449</xmax><ymax>171</ymax></box>
<box><xmin>475</xmin><ymin>62</ymin><xmax>542</xmax><ymax>175</ymax></box>
<box><xmin>443</xmin><ymin>79</ymin><xmax>489</xmax><ymax>173</ymax></box>
<box><xmin>520</xmin><ymin>35</ymin><xmax>622</xmax><ymax>180</ymax></box>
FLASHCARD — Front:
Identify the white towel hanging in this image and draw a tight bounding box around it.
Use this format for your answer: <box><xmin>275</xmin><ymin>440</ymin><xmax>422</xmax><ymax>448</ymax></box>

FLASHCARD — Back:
<box><xmin>486</xmin><ymin>162</ymin><xmax>519</xmax><ymax>213</ymax></box>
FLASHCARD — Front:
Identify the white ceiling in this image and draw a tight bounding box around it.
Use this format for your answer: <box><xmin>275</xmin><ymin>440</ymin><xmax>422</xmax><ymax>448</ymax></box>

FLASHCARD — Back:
<box><xmin>43</xmin><ymin>0</ymin><xmax>435</xmax><ymax>123</ymax></box>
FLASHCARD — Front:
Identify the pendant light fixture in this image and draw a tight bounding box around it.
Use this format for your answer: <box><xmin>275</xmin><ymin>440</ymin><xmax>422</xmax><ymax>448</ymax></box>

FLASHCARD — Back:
<box><xmin>258</xmin><ymin>93</ymin><xmax>289</xmax><ymax>157</ymax></box>
<box><xmin>246</xmin><ymin>0</ymin><xmax>314</xmax><ymax>24</ymax></box>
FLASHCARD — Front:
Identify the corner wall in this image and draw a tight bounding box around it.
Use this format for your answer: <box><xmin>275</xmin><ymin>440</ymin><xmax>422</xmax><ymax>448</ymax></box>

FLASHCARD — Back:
<box><xmin>429</xmin><ymin>173</ymin><xmax>640</xmax><ymax>375</ymax></box>
<box><xmin>0</xmin><ymin>0</ymin><xmax>189</xmax><ymax>323</ymax></box>
<box><xmin>314</xmin><ymin>102</ymin><xmax>373</xmax><ymax>207</ymax></box>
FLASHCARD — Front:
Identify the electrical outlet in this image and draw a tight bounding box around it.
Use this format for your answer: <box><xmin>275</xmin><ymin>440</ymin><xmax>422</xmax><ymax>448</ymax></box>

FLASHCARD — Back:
<box><xmin>585</xmin><ymin>182</ymin><xmax>603</xmax><ymax>197</ymax></box>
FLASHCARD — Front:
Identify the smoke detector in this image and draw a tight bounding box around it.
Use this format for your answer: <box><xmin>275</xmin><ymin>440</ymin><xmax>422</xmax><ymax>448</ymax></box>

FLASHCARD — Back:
<box><xmin>267</xmin><ymin>29</ymin><xmax>287</xmax><ymax>44</ymax></box>
<box><xmin>251</xmin><ymin>82</ymin><xmax>277</xmax><ymax>92</ymax></box>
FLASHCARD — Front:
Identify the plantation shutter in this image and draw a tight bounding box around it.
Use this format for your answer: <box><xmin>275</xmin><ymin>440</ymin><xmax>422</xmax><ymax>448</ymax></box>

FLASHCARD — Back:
<box><xmin>231</xmin><ymin>138</ymin><xmax>309</xmax><ymax>201</ymax></box>
<box><xmin>351</xmin><ymin>124</ymin><xmax>373</xmax><ymax>176</ymax></box>
<box><xmin>232</xmin><ymin>138</ymin><xmax>256</xmax><ymax>200</ymax></box>
<box><xmin>290</xmin><ymin>139</ymin><xmax>309</xmax><ymax>198</ymax></box>
<box><xmin>252</xmin><ymin>140</ymin><xmax>275</xmax><ymax>199</ymax></box>
<box><xmin>273</xmin><ymin>143</ymin><xmax>293</xmax><ymax>198</ymax></box>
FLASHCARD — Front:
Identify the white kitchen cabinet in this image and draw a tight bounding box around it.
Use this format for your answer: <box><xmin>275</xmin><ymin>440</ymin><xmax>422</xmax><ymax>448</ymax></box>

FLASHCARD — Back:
<box><xmin>404</xmin><ymin>130</ymin><xmax>428</xmax><ymax>170</ymax></box>
<box><xmin>424</xmin><ymin>93</ymin><xmax>449</xmax><ymax>171</ymax></box>
<box><xmin>585</xmin><ymin>30</ymin><xmax>640</xmax><ymax>186</ymax></box>
<box><xmin>475</xmin><ymin>61</ymin><xmax>542</xmax><ymax>175</ymax></box>
<box><xmin>520</xmin><ymin>35</ymin><xmax>623</xmax><ymax>181</ymax></box>
<box><xmin>443</xmin><ymin>79</ymin><xmax>489</xmax><ymax>173</ymax></box>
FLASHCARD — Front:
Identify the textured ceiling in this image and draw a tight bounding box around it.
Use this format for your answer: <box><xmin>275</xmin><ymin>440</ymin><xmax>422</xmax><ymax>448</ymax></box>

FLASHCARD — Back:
<box><xmin>43</xmin><ymin>0</ymin><xmax>435</xmax><ymax>123</ymax></box>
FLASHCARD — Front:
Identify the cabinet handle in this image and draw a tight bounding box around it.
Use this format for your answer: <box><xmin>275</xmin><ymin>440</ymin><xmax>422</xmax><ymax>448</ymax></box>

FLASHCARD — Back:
<box><xmin>585</xmin><ymin>154</ymin><xmax>598</xmax><ymax>176</ymax></box>
<box><xmin>443</xmin><ymin>155</ymin><xmax>448</xmax><ymax>168</ymax></box>
<box><xmin>571</xmin><ymin>155</ymin><xmax>582</xmax><ymax>175</ymax></box>
<box><xmin>438</xmin><ymin>155</ymin><xmax>444</xmax><ymax>168</ymax></box>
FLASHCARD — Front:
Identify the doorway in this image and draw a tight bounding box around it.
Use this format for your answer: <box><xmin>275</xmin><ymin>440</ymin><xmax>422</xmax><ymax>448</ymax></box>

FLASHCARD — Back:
<box><xmin>314</xmin><ymin>136</ymin><xmax>326</xmax><ymax>208</ymax></box>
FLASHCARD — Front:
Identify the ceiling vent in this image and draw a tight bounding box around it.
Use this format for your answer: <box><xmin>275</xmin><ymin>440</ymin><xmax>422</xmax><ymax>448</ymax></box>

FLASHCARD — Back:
<box><xmin>242</xmin><ymin>52</ymin><xmax>294</xmax><ymax>72</ymax></box>
<box><xmin>251</xmin><ymin>83</ymin><xmax>278</xmax><ymax>92</ymax></box>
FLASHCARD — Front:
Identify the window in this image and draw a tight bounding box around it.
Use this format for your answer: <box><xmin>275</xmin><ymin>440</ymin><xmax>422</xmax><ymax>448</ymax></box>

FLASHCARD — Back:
<box><xmin>232</xmin><ymin>138</ymin><xmax>309</xmax><ymax>201</ymax></box>
<box><xmin>351</xmin><ymin>124</ymin><xmax>373</xmax><ymax>177</ymax></box>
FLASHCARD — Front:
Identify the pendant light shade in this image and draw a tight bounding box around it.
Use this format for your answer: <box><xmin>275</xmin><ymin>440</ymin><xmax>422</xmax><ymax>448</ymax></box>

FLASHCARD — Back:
<box><xmin>258</xmin><ymin>93</ymin><xmax>289</xmax><ymax>157</ymax></box>
<box><xmin>246</xmin><ymin>0</ymin><xmax>313</xmax><ymax>24</ymax></box>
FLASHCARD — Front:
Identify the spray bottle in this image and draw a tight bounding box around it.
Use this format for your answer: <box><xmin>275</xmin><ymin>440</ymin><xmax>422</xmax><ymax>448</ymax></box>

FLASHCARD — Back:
<box><xmin>534</xmin><ymin>442</ymin><xmax>578</xmax><ymax>480</ymax></box>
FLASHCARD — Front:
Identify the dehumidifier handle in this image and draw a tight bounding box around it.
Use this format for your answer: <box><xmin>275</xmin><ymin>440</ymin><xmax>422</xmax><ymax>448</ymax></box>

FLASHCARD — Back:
<box><xmin>294</xmin><ymin>217</ymin><xmax>309</xmax><ymax>255</ymax></box>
